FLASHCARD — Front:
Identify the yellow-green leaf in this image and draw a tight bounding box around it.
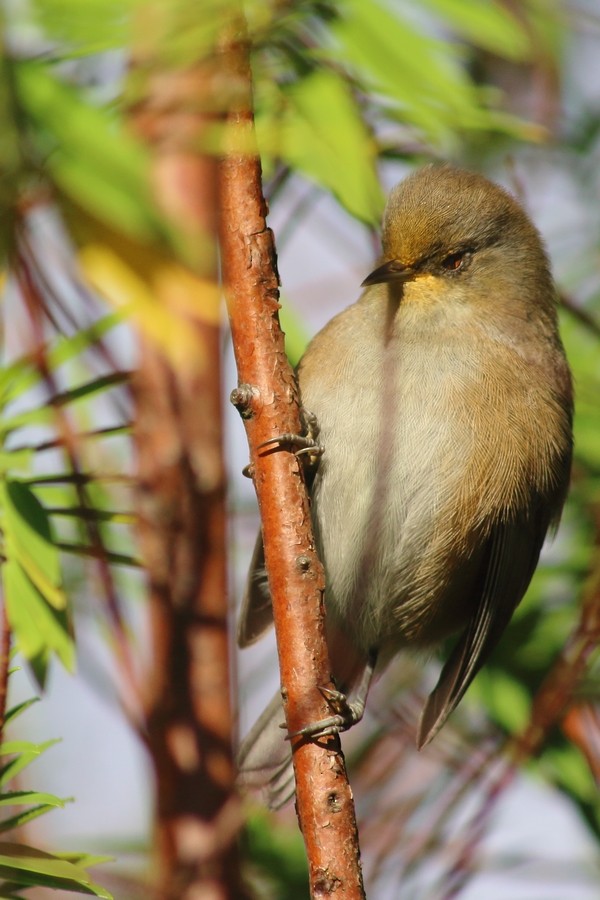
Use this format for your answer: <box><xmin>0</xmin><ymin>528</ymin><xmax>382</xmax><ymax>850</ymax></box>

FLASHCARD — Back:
<box><xmin>279</xmin><ymin>70</ymin><xmax>384</xmax><ymax>224</ymax></box>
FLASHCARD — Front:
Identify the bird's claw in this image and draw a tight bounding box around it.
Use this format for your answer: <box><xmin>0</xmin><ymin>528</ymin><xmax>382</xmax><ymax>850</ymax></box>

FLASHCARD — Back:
<box><xmin>285</xmin><ymin>684</ymin><xmax>365</xmax><ymax>742</ymax></box>
<box><xmin>241</xmin><ymin>408</ymin><xmax>322</xmax><ymax>477</ymax></box>
<box><xmin>258</xmin><ymin>433</ymin><xmax>323</xmax><ymax>457</ymax></box>
<box><xmin>256</xmin><ymin>408</ymin><xmax>324</xmax><ymax>467</ymax></box>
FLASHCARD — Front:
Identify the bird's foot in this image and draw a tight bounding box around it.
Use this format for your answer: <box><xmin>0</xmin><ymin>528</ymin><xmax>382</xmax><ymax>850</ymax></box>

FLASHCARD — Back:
<box><xmin>285</xmin><ymin>685</ymin><xmax>367</xmax><ymax>740</ymax></box>
<box><xmin>284</xmin><ymin>649</ymin><xmax>377</xmax><ymax>741</ymax></box>
<box><xmin>258</xmin><ymin>408</ymin><xmax>324</xmax><ymax>466</ymax></box>
<box><xmin>241</xmin><ymin>409</ymin><xmax>322</xmax><ymax>478</ymax></box>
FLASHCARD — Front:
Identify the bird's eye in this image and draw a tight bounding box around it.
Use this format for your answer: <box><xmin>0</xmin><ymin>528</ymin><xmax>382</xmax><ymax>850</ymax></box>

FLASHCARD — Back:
<box><xmin>441</xmin><ymin>250</ymin><xmax>470</xmax><ymax>272</ymax></box>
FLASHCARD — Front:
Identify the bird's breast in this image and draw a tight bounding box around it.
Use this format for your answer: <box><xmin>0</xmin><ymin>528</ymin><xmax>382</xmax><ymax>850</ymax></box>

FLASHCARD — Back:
<box><xmin>298</xmin><ymin>303</ymin><xmax>569</xmax><ymax>654</ymax></box>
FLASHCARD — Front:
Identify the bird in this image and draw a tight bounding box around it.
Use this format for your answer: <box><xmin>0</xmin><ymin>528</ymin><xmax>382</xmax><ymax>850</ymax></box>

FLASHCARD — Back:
<box><xmin>237</xmin><ymin>164</ymin><xmax>573</xmax><ymax>808</ymax></box>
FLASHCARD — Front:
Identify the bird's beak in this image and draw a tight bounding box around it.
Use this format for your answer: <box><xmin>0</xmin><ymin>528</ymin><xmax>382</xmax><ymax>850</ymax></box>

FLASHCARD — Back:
<box><xmin>361</xmin><ymin>259</ymin><xmax>417</xmax><ymax>287</ymax></box>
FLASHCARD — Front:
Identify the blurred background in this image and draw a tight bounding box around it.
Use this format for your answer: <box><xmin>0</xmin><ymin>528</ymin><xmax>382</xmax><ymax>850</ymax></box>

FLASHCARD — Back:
<box><xmin>0</xmin><ymin>0</ymin><xmax>599</xmax><ymax>897</ymax></box>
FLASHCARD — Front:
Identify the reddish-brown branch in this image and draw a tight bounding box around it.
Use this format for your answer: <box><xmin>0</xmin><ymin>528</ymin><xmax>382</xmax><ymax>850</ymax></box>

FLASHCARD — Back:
<box><xmin>129</xmin><ymin>35</ymin><xmax>244</xmax><ymax>900</ymax></box>
<box><xmin>219</xmin><ymin>35</ymin><xmax>365</xmax><ymax>900</ymax></box>
<box><xmin>512</xmin><ymin>548</ymin><xmax>600</xmax><ymax>762</ymax></box>
<box><xmin>133</xmin><ymin>341</ymin><xmax>242</xmax><ymax>899</ymax></box>
<box><xmin>562</xmin><ymin>701</ymin><xmax>600</xmax><ymax>784</ymax></box>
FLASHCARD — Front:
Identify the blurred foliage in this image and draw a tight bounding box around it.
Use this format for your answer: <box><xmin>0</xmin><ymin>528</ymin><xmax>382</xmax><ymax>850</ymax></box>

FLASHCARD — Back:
<box><xmin>252</xmin><ymin>0</ymin><xmax>550</xmax><ymax>222</ymax></box>
<box><xmin>0</xmin><ymin>666</ymin><xmax>113</xmax><ymax>897</ymax></box>
<box><xmin>0</xmin><ymin>306</ymin><xmax>132</xmax><ymax>683</ymax></box>
<box><xmin>241</xmin><ymin>811</ymin><xmax>309</xmax><ymax>899</ymax></box>
<box><xmin>0</xmin><ymin>0</ymin><xmax>597</xmax><ymax>897</ymax></box>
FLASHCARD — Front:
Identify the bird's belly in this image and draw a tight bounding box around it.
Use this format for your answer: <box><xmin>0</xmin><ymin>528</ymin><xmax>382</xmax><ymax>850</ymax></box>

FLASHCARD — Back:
<box><xmin>310</xmin><ymin>389</ymin><xmax>480</xmax><ymax>654</ymax></box>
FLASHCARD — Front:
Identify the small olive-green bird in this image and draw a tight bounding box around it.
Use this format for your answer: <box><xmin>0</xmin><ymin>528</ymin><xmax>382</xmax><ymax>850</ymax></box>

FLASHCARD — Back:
<box><xmin>238</xmin><ymin>164</ymin><xmax>573</xmax><ymax>808</ymax></box>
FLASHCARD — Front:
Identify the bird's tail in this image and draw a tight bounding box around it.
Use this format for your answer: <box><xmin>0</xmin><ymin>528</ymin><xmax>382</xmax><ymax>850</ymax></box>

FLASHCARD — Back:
<box><xmin>237</xmin><ymin>690</ymin><xmax>295</xmax><ymax>809</ymax></box>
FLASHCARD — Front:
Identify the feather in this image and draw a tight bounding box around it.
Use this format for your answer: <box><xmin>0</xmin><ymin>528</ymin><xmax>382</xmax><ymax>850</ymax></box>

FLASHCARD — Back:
<box><xmin>417</xmin><ymin>513</ymin><xmax>548</xmax><ymax>748</ymax></box>
<box><xmin>237</xmin><ymin>534</ymin><xmax>273</xmax><ymax>648</ymax></box>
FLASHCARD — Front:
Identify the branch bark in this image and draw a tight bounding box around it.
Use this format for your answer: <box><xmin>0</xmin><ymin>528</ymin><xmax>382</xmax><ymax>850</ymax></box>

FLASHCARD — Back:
<box><xmin>219</xmin><ymin>29</ymin><xmax>366</xmax><ymax>900</ymax></box>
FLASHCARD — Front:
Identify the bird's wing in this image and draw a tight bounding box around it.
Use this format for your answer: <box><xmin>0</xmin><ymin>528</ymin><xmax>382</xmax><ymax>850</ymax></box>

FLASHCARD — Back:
<box><xmin>237</xmin><ymin>425</ymin><xmax>321</xmax><ymax>648</ymax></box>
<box><xmin>417</xmin><ymin>515</ymin><xmax>547</xmax><ymax>748</ymax></box>
<box><xmin>237</xmin><ymin>532</ymin><xmax>274</xmax><ymax>647</ymax></box>
<box><xmin>237</xmin><ymin>688</ymin><xmax>295</xmax><ymax>808</ymax></box>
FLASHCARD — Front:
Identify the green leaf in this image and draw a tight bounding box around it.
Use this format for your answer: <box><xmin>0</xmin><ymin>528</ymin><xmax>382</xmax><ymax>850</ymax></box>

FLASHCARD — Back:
<box><xmin>0</xmin><ymin>791</ymin><xmax>67</xmax><ymax>809</ymax></box>
<box><xmin>15</xmin><ymin>60</ymin><xmax>165</xmax><ymax>244</ymax></box>
<box><xmin>3</xmin><ymin>561</ymin><xmax>74</xmax><ymax>671</ymax></box>
<box><xmin>333</xmin><ymin>0</ymin><xmax>470</xmax><ymax>138</ymax></box>
<box><xmin>560</xmin><ymin>314</ymin><xmax>600</xmax><ymax>472</ymax></box>
<box><xmin>470</xmin><ymin>668</ymin><xmax>530</xmax><ymax>733</ymax></box>
<box><xmin>540</xmin><ymin>743</ymin><xmax>598</xmax><ymax>806</ymax></box>
<box><xmin>276</xmin><ymin>69</ymin><xmax>384</xmax><ymax>224</ymax></box>
<box><xmin>332</xmin><ymin>0</ymin><xmax>530</xmax><ymax>145</ymax></box>
<box><xmin>242</xmin><ymin>811</ymin><xmax>309</xmax><ymax>898</ymax></box>
<box><xmin>0</xmin><ymin>451</ymin><xmax>33</xmax><ymax>478</ymax></box>
<box><xmin>0</xmin><ymin>740</ymin><xmax>61</xmax><ymax>787</ymax></box>
<box><xmin>22</xmin><ymin>483</ymin><xmax>77</xmax><ymax>511</ymax></box>
<box><xmin>420</xmin><ymin>0</ymin><xmax>531</xmax><ymax>60</ymax></box>
<box><xmin>0</xmin><ymin>313</ymin><xmax>123</xmax><ymax>405</ymax></box>
<box><xmin>56</xmin><ymin>542</ymin><xmax>140</xmax><ymax>568</ymax></box>
<box><xmin>56</xmin><ymin>854</ymin><xmax>113</xmax><ymax>870</ymax></box>
<box><xmin>0</xmin><ymin>407</ymin><xmax>54</xmax><ymax>436</ymax></box>
<box><xmin>0</xmin><ymin>803</ymin><xmax>70</xmax><ymax>834</ymax></box>
<box><xmin>30</xmin><ymin>0</ymin><xmax>133</xmax><ymax>53</ymax></box>
<box><xmin>0</xmin><ymin>372</ymin><xmax>129</xmax><ymax>437</ymax></box>
<box><xmin>0</xmin><ymin>843</ymin><xmax>112</xmax><ymax>898</ymax></box>
<box><xmin>3</xmin><ymin>559</ymin><xmax>74</xmax><ymax>673</ymax></box>
<box><xmin>52</xmin><ymin>372</ymin><xmax>129</xmax><ymax>407</ymax></box>
<box><xmin>4</xmin><ymin>700</ymin><xmax>38</xmax><ymax>727</ymax></box>
<box><xmin>279</xmin><ymin>297</ymin><xmax>310</xmax><ymax>368</ymax></box>
<box><xmin>48</xmin><ymin>507</ymin><xmax>134</xmax><ymax>525</ymax></box>
<box><xmin>2</xmin><ymin>481</ymin><xmax>65</xmax><ymax>610</ymax></box>
<box><xmin>0</xmin><ymin>56</ymin><xmax>23</xmax><ymax>265</ymax></box>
